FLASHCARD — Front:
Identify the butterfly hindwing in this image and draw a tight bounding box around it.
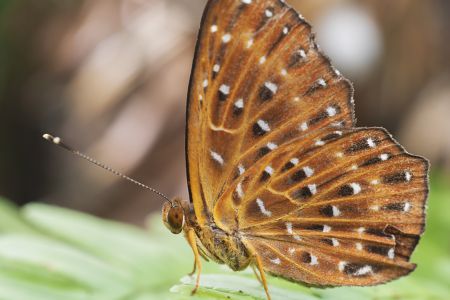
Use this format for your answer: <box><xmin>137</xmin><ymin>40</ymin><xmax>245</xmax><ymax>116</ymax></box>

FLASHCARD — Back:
<box><xmin>245</xmin><ymin>236</ymin><xmax>416</xmax><ymax>287</ymax></box>
<box><xmin>238</xmin><ymin>128</ymin><xmax>428</xmax><ymax>286</ymax></box>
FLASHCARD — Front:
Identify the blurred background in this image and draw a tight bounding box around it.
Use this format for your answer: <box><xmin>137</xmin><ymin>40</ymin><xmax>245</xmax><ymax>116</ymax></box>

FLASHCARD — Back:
<box><xmin>0</xmin><ymin>0</ymin><xmax>449</xmax><ymax>226</ymax></box>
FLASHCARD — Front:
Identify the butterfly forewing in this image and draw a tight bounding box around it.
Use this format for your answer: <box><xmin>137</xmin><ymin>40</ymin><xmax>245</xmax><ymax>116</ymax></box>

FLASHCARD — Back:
<box><xmin>187</xmin><ymin>0</ymin><xmax>354</xmax><ymax>226</ymax></box>
<box><xmin>186</xmin><ymin>0</ymin><xmax>428</xmax><ymax>287</ymax></box>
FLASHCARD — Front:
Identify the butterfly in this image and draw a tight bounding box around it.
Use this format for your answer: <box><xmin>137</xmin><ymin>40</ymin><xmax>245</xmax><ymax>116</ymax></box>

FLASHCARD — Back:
<box><xmin>161</xmin><ymin>0</ymin><xmax>429</xmax><ymax>299</ymax></box>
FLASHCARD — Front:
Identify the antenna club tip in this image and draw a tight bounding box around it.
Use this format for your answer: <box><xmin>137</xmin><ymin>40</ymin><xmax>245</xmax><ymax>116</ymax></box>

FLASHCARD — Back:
<box><xmin>42</xmin><ymin>133</ymin><xmax>53</xmax><ymax>140</ymax></box>
<box><xmin>42</xmin><ymin>133</ymin><xmax>61</xmax><ymax>144</ymax></box>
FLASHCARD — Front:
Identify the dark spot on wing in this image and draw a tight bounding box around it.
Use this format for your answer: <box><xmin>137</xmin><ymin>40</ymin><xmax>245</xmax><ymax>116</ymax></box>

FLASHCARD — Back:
<box><xmin>320</xmin><ymin>205</ymin><xmax>334</xmax><ymax>217</ymax></box>
<box><xmin>292</xmin><ymin>186</ymin><xmax>313</xmax><ymax>200</ymax></box>
<box><xmin>338</xmin><ymin>185</ymin><xmax>354</xmax><ymax>197</ymax></box>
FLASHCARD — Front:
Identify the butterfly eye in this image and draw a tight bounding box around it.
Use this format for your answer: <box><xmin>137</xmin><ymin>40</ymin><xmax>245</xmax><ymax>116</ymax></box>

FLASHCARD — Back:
<box><xmin>162</xmin><ymin>202</ymin><xmax>185</xmax><ymax>234</ymax></box>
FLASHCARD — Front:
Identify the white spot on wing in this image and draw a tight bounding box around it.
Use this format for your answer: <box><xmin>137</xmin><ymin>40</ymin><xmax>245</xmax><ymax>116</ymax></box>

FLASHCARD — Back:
<box><xmin>367</xmin><ymin>138</ymin><xmax>376</xmax><ymax>148</ymax></box>
<box><xmin>286</xmin><ymin>222</ymin><xmax>293</xmax><ymax>235</ymax></box>
<box><xmin>257</xmin><ymin>119</ymin><xmax>271</xmax><ymax>132</ymax></box>
<box><xmin>236</xmin><ymin>182</ymin><xmax>244</xmax><ymax>198</ymax></box>
<box><xmin>298</xmin><ymin>49</ymin><xmax>306</xmax><ymax>58</ymax></box>
<box><xmin>310</xmin><ymin>254</ymin><xmax>319</xmax><ymax>266</ymax></box>
<box><xmin>288</xmin><ymin>248</ymin><xmax>296</xmax><ymax>255</ymax></box>
<box><xmin>315</xmin><ymin>139</ymin><xmax>325</xmax><ymax>146</ymax></box>
<box><xmin>380</xmin><ymin>153</ymin><xmax>389</xmax><ymax>161</ymax></box>
<box><xmin>357</xmin><ymin>227</ymin><xmax>365</xmax><ymax>234</ymax></box>
<box><xmin>323</xmin><ymin>225</ymin><xmax>331</xmax><ymax>233</ymax></box>
<box><xmin>371</xmin><ymin>179</ymin><xmax>380</xmax><ymax>185</ymax></box>
<box><xmin>222</xmin><ymin>33</ymin><xmax>232</xmax><ymax>43</ymax></box>
<box><xmin>350</xmin><ymin>183</ymin><xmax>362</xmax><ymax>194</ymax></box>
<box><xmin>265</xmin><ymin>9</ymin><xmax>273</xmax><ymax>17</ymax></box>
<box><xmin>332</xmin><ymin>238</ymin><xmax>340</xmax><ymax>247</ymax></box>
<box><xmin>303</xmin><ymin>166</ymin><xmax>314</xmax><ymax>177</ymax></box>
<box><xmin>234</xmin><ymin>98</ymin><xmax>244</xmax><ymax>109</ymax></box>
<box><xmin>405</xmin><ymin>171</ymin><xmax>412</xmax><ymax>182</ymax></box>
<box><xmin>338</xmin><ymin>261</ymin><xmax>347</xmax><ymax>272</ymax></box>
<box><xmin>354</xmin><ymin>265</ymin><xmax>373</xmax><ymax>276</ymax></box>
<box><xmin>281</xmin><ymin>69</ymin><xmax>287</xmax><ymax>76</ymax></box>
<box><xmin>404</xmin><ymin>202</ymin><xmax>411</xmax><ymax>212</ymax></box>
<box><xmin>332</xmin><ymin>205</ymin><xmax>341</xmax><ymax>217</ymax></box>
<box><xmin>290</xmin><ymin>158</ymin><xmax>299</xmax><ymax>165</ymax></box>
<box><xmin>202</xmin><ymin>79</ymin><xmax>209</xmax><ymax>88</ymax></box>
<box><xmin>213</xmin><ymin>64</ymin><xmax>220</xmax><ymax>73</ymax></box>
<box><xmin>299</xmin><ymin>122</ymin><xmax>308</xmax><ymax>131</ymax></box>
<box><xmin>259</xmin><ymin>56</ymin><xmax>266</xmax><ymax>64</ymax></box>
<box><xmin>210</xmin><ymin>25</ymin><xmax>218</xmax><ymax>33</ymax></box>
<box><xmin>270</xmin><ymin>257</ymin><xmax>281</xmax><ymax>265</ymax></box>
<box><xmin>238</xmin><ymin>164</ymin><xmax>245</xmax><ymax>175</ymax></box>
<box><xmin>256</xmin><ymin>198</ymin><xmax>272</xmax><ymax>217</ymax></box>
<box><xmin>264</xmin><ymin>81</ymin><xmax>278</xmax><ymax>94</ymax></box>
<box><xmin>326</xmin><ymin>106</ymin><xmax>337</xmax><ymax>117</ymax></box>
<box><xmin>210</xmin><ymin>150</ymin><xmax>224</xmax><ymax>165</ymax></box>
<box><xmin>267</xmin><ymin>142</ymin><xmax>278</xmax><ymax>150</ymax></box>
<box><xmin>388</xmin><ymin>248</ymin><xmax>395</xmax><ymax>259</ymax></box>
<box><xmin>356</xmin><ymin>242</ymin><xmax>363</xmax><ymax>251</ymax></box>
<box><xmin>219</xmin><ymin>84</ymin><xmax>230</xmax><ymax>95</ymax></box>
<box><xmin>317</xmin><ymin>78</ymin><xmax>327</xmax><ymax>87</ymax></box>
<box><xmin>246</xmin><ymin>39</ymin><xmax>253</xmax><ymax>48</ymax></box>
<box><xmin>264</xmin><ymin>165</ymin><xmax>274</xmax><ymax>175</ymax></box>
<box><xmin>242</xmin><ymin>0</ymin><xmax>252</xmax><ymax>4</ymax></box>
<box><xmin>308</xmin><ymin>184</ymin><xmax>317</xmax><ymax>195</ymax></box>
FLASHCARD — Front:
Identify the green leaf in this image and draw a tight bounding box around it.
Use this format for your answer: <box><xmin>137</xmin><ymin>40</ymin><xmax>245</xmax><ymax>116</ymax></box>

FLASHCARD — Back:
<box><xmin>171</xmin><ymin>274</ymin><xmax>318</xmax><ymax>300</ymax></box>
<box><xmin>0</xmin><ymin>235</ymin><xmax>132</xmax><ymax>298</ymax></box>
<box><xmin>21</xmin><ymin>203</ymin><xmax>199</xmax><ymax>291</ymax></box>
<box><xmin>0</xmin><ymin>198</ymin><xmax>35</xmax><ymax>234</ymax></box>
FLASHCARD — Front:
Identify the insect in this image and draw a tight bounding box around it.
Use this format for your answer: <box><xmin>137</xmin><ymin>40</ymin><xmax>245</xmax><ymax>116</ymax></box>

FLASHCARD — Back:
<box><xmin>44</xmin><ymin>1</ymin><xmax>429</xmax><ymax>299</ymax></box>
<box><xmin>172</xmin><ymin>0</ymin><xmax>429</xmax><ymax>298</ymax></box>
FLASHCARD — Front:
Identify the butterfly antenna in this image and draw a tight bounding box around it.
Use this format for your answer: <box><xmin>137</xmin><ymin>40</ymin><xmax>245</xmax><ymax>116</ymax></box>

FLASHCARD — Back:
<box><xmin>42</xmin><ymin>133</ymin><xmax>172</xmax><ymax>205</ymax></box>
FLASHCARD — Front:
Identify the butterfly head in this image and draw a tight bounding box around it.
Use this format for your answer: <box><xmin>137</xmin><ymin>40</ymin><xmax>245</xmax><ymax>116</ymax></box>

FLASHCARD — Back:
<box><xmin>162</xmin><ymin>197</ymin><xmax>186</xmax><ymax>234</ymax></box>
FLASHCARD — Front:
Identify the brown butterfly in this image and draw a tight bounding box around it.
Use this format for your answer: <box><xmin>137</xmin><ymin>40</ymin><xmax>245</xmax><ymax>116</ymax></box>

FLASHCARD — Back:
<box><xmin>160</xmin><ymin>0</ymin><xmax>429</xmax><ymax>299</ymax></box>
<box><xmin>43</xmin><ymin>0</ymin><xmax>429</xmax><ymax>299</ymax></box>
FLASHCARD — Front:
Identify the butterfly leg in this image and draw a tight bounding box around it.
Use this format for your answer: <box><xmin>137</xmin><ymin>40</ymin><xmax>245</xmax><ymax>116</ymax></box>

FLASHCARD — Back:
<box><xmin>188</xmin><ymin>262</ymin><xmax>196</xmax><ymax>276</ymax></box>
<box><xmin>251</xmin><ymin>264</ymin><xmax>263</xmax><ymax>284</ymax></box>
<box><xmin>186</xmin><ymin>228</ymin><xmax>202</xmax><ymax>295</ymax></box>
<box><xmin>253</xmin><ymin>254</ymin><xmax>271</xmax><ymax>300</ymax></box>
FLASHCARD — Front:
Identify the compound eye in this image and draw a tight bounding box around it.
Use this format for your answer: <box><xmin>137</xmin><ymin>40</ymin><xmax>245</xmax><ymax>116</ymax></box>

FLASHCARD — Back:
<box><xmin>167</xmin><ymin>206</ymin><xmax>185</xmax><ymax>234</ymax></box>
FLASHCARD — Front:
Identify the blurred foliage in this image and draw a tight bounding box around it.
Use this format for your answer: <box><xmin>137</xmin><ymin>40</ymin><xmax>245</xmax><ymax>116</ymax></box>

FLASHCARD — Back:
<box><xmin>0</xmin><ymin>174</ymin><xmax>448</xmax><ymax>299</ymax></box>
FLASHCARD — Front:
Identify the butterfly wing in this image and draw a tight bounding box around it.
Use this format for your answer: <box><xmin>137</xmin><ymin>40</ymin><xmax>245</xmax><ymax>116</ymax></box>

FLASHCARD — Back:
<box><xmin>237</xmin><ymin>127</ymin><xmax>428</xmax><ymax>285</ymax></box>
<box><xmin>186</xmin><ymin>0</ymin><xmax>429</xmax><ymax>286</ymax></box>
<box><xmin>186</xmin><ymin>0</ymin><xmax>354</xmax><ymax>227</ymax></box>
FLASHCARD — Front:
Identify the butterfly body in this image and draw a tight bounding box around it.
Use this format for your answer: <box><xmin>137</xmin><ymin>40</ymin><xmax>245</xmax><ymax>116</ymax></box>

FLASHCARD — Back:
<box><xmin>164</xmin><ymin>198</ymin><xmax>252</xmax><ymax>271</ymax></box>
<box><xmin>192</xmin><ymin>220</ymin><xmax>252</xmax><ymax>271</ymax></box>
<box><xmin>163</xmin><ymin>0</ymin><xmax>429</xmax><ymax>299</ymax></box>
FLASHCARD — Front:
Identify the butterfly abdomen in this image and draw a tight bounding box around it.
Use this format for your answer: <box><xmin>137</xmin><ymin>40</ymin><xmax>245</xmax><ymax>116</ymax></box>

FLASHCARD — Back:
<box><xmin>194</xmin><ymin>223</ymin><xmax>252</xmax><ymax>271</ymax></box>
